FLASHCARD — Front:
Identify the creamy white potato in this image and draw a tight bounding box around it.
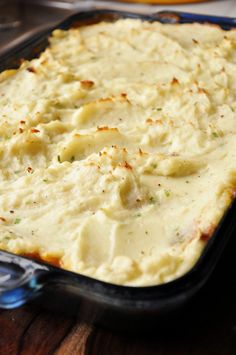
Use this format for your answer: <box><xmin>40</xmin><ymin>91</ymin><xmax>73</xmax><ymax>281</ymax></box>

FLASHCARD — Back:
<box><xmin>0</xmin><ymin>19</ymin><xmax>236</xmax><ymax>286</ymax></box>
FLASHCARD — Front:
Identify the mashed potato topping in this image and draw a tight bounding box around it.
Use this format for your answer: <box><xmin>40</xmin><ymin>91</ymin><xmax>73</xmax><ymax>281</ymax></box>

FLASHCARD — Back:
<box><xmin>0</xmin><ymin>19</ymin><xmax>236</xmax><ymax>286</ymax></box>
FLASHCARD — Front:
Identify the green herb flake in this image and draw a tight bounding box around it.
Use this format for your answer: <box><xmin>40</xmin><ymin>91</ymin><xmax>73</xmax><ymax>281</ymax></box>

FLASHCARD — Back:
<box><xmin>134</xmin><ymin>213</ymin><xmax>141</xmax><ymax>218</ymax></box>
<box><xmin>151</xmin><ymin>163</ymin><xmax>157</xmax><ymax>169</ymax></box>
<box><xmin>212</xmin><ymin>132</ymin><xmax>219</xmax><ymax>138</ymax></box>
<box><xmin>149</xmin><ymin>196</ymin><xmax>156</xmax><ymax>204</ymax></box>
<box><xmin>57</xmin><ymin>155</ymin><xmax>61</xmax><ymax>163</ymax></box>
<box><xmin>156</xmin><ymin>108</ymin><xmax>162</xmax><ymax>111</ymax></box>
<box><xmin>70</xmin><ymin>156</ymin><xmax>75</xmax><ymax>163</ymax></box>
<box><xmin>43</xmin><ymin>179</ymin><xmax>48</xmax><ymax>183</ymax></box>
<box><xmin>164</xmin><ymin>190</ymin><xmax>171</xmax><ymax>197</ymax></box>
<box><xmin>3</xmin><ymin>236</ymin><xmax>11</xmax><ymax>241</ymax></box>
<box><xmin>14</xmin><ymin>218</ymin><xmax>21</xmax><ymax>224</ymax></box>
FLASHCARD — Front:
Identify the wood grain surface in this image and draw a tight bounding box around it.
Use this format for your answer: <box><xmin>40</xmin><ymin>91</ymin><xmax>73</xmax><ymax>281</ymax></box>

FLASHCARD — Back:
<box><xmin>1</xmin><ymin>235</ymin><xmax>236</xmax><ymax>355</ymax></box>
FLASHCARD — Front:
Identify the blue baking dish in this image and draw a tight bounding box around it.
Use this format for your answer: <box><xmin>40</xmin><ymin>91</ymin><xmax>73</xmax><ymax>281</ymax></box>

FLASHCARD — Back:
<box><xmin>0</xmin><ymin>9</ymin><xmax>236</xmax><ymax>330</ymax></box>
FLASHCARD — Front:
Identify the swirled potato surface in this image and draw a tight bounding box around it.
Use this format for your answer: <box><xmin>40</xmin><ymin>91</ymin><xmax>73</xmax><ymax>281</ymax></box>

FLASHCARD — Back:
<box><xmin>0</xmin><ymin>19</ymin><xmax>236</xmax><ymax>285</ymax></box>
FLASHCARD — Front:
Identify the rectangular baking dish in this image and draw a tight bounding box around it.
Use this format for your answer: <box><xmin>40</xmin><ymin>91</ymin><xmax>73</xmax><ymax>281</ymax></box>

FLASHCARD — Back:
<box><xmin>0</xmin><ymin>9</ymin><xmax>236</xmax><ymax>331</ymax></box>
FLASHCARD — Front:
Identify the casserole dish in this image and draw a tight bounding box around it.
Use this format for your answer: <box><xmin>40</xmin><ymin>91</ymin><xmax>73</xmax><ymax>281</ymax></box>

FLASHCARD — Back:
<box><xmin>0</xmin><ymin>9</ymin><xmax>236</xmax><ymax>330</ymax></box>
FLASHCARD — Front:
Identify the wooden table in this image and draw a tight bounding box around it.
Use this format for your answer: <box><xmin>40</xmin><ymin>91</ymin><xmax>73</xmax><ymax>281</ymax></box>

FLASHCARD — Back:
<box><xmin>1</xmin><ymin>235</ymin><xmax>236</xmax><ymax>355</ymax></box>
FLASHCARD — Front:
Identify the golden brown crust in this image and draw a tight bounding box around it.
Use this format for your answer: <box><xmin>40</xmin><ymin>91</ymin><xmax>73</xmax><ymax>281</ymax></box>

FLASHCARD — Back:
<box><xmin>22</xmin><ymin>252</ymin><xmax>61</xmax><ymax>268</ymax></box>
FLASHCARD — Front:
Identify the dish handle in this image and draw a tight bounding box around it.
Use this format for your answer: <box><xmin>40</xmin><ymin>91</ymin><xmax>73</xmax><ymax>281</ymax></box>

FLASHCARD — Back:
<box><xmin>0</xmin><ymin>251</ymin><xmax>49</xmax><ymax>309</ymax></box>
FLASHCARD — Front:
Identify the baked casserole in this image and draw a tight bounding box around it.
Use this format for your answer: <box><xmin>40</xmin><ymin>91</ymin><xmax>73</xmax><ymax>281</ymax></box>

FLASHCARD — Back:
<box><xmin>0</xmin><ymin>19</ymin><xmax>236</xmax><ymax>286</ymax></box>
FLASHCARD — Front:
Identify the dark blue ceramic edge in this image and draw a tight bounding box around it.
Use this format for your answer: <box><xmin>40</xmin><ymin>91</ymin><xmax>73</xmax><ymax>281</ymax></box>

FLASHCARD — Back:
<box><xmin>154</xmin><ymin>10</ymin><xmax>236</xmax><ymax>29</ymax></box>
